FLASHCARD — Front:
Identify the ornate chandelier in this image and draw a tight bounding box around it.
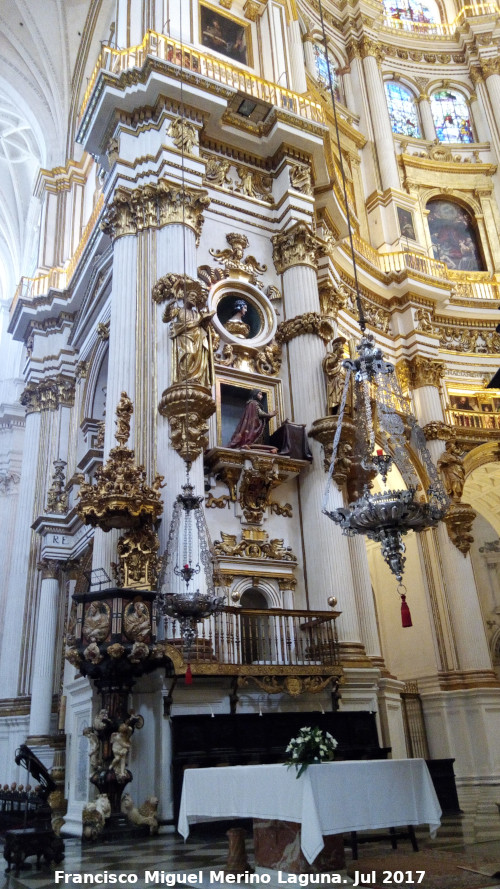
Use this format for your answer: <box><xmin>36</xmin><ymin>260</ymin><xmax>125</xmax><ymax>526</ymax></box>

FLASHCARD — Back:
<box><xmin>317</xmin><ymin>0</ymin><xmax>449</xmax><ymax>622</ymax></box>
<box><xmin>157</xmin><ymin>481</ymin><xmax>225</xmax><ymax>669</ymax></box>
<box><xmin>322</xmin><ymin>335</ymin><xmax>449</xmax><ymax>596</ymax></box>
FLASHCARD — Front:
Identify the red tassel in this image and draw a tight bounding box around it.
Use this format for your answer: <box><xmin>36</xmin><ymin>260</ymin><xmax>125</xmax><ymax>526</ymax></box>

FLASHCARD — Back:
<box><xmin>185</xmin><ymin>663</ymin><xmax>193</xmax><ymax>685</ymax></box>
<box><xmin>400</xmin><ymin>594</ymin><xmax>413</xmax><ymax>628</ymax></box>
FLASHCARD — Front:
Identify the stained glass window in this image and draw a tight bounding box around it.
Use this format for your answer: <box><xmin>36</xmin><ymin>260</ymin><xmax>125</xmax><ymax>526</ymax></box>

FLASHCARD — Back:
<box><xmin>383</xmin><ymin>0</ymin><xmax>440</xmax><ymax>23</ymax></box>
<box><xmin>427</xmin><ymin>200</ymin><xmax>484</xmax><ymax>270</ymax></box>
<box><xmin>430</xmin><ymin>90</ymin><xmax>474</xmax><ymax>143</ymax></box>
<box><xmin>313</xmin><ymin>43</ymin><xmax>343</xmax><ymax>103</ymax></box>
<box><xmin>385</xmin><ymin>82</ymin><xmax>421</xmax><ymax>138</ymax></box>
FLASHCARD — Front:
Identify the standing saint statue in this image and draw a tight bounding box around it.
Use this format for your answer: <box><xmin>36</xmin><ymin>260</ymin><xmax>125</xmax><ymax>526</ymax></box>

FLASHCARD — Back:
<box><xmin>322</xmin><ymin>337</ymin><xmax>347</xmax><ymax>415</ymax></box>
<box><xmin>169</xmin><ymin>289</ymin><xmax>215</xmax><ymax>389</ymax></box>
<box><xmin>228</xmin><ymin>390</ymin><xmax>277</xmax><ymax>449</ymax></box>
<box><xmin>437</xmin><ymin>440</ymin><xmax>465</xmax><ymax>502</ymax></box>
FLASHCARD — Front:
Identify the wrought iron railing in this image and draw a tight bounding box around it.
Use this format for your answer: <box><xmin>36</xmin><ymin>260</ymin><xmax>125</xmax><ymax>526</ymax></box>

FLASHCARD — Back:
<box><xmin>77</xmin><ymin>30</ymin><xmax>324</xmax><ymax>131</ymax></box>
<box><xmin>163</xmin><ymin>606</ymin><xmax>339</xmax><ymax>669</ymax></box>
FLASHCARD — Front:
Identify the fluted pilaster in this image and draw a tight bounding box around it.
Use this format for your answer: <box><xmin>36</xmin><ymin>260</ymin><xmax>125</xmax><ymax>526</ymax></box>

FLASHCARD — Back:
<box><xmin>29</xmin><ymin>561</ymin><xmax>61</xmax><ymax>736</ymax></box>
<box><xmin>361</xmin><ymin>52</ymin><xmax>400</xmax><ymax>191</ymax></box>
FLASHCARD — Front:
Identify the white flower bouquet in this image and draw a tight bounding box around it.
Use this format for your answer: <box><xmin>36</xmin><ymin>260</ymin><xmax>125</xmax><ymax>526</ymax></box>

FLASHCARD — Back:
<box><xmin>285</xmin><ymin>725</ymin><xmax>338</xmax><ymax>778</ymax></box>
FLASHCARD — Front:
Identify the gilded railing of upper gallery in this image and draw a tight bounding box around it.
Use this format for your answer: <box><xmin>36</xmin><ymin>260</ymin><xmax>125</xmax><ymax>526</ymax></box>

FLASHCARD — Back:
<box><xmin>77</xmin><ymin>30</ymin><xmax>324</xmax><ymax>132</ymax></box>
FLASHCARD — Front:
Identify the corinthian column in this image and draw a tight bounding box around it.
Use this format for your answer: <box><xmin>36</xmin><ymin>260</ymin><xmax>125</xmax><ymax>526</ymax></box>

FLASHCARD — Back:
<box><xmin>272</xmin><ymin>223</ymin><xmax>363</xmax><ymax>655</ymax></box>
<box><xmin>360</xmin><ymin>39</ymin><xmax>401</xmax><ymax>192</ymax></box>
<box><xmin>481</xmin><ymin>59</ymin><xmax>500</xmax><ymax>144</ymax></box>
<box><xmin>417</xmin><ymin>94</ymin><xmax>437</xmax><ymax>142</ymax></box>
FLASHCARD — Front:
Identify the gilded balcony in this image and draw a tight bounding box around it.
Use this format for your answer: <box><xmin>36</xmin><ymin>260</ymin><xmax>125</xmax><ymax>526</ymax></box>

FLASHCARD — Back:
<box><xmin>161</xmin><ymin>605</ymin><xmax>342</xmax><ymax>698</ymax></box>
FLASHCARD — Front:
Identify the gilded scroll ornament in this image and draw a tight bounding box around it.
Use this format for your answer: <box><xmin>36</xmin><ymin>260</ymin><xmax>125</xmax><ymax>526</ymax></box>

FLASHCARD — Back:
<box><xmin>238</xmin><ymin>674</ymin><xmax>339</xmax><ymax>697</ymax></box>
<box><xmin>210</xmin><ymin>233</ymin><xmax>266</xmax><ymax>282</ymax></box>
<box><xmin>276</xmin><ymin>312</ymin><xmax>335</xmax><ymax>345</ymax></box>
<box><xmin>214</xmin><ymin>529</ymin><xmax>297</xmax><ymax>562</ymax></box>
<box><xmin>238</xmin><ymin>457</ymin><xmax>282</xmax><ymax>524</ymax></box>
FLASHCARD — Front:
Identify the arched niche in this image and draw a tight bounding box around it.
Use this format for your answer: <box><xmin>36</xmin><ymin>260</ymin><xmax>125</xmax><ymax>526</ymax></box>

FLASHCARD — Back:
<box><xmin>426</xmin><ymin>198</ymin><xmax>485</xmax><ymax>271</ymax></box>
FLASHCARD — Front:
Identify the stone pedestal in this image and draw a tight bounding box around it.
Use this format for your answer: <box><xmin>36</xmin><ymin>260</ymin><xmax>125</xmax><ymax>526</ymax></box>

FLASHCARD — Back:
<box><xmin>253</xmin><ymin>819</ymin><xmax>345</xmax><ymax>873</ymax></box>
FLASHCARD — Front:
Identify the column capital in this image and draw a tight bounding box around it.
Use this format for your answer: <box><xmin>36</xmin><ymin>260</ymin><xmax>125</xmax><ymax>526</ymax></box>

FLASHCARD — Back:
<box><xmin>272</xmin><ymin>222</ymin><xmax>326</xmax><ymax>273</ymax></box>
<box><xmin>422</xmin><ymin>421</ymin><xmax>454</xmax><ymax>441</ymax></box>
<box><xmin>359</xmin><ymin>37</ymin><xmax>384</xmax><ymax>65</ymax></box>
<box><xmin>101</xmin><ymin>180</ymin><xmax>210</xmax><ymax>244</ymax></box>
<box><xmin>480</xmin><ymin>57</ymin><xmax>500</xmax><ymax>79</ymax></box>
<box><xmin>37</xmin><ymin>559</ymin><xmax>63</xmax><ymax>580</ymax></box>
<box><xmin>407</xmin><ymin>355</ymin><xmax>445</xmax><ymax>390</ymax></box>
<box><xmin>20</xmin><ymin>376</ymin><xmax>76</xmax><ymax>414</ymax></box>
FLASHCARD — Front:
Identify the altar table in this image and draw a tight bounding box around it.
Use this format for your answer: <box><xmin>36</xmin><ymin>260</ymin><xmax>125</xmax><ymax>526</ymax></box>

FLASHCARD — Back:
<box><xmin>177</xmin><ymin>759</ymin><xmax>442</xmax><ymax>865</ymax></box>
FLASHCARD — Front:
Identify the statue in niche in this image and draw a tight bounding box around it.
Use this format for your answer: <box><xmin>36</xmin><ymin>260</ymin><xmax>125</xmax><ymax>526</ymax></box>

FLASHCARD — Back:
<box><xmin>228</xmin><ymin>389</ymin><xmax>277</xmax><ymax>449</ymax></box>
<box><xmin>169</xmin><ymin>287</ymin><xmax>215</xmax><ymax>389</ymax></box>
<box><xmin>224</xmin><ymin>298</ymin><xmax>251</xmax><ymax>339</ymax></box>
<box><xmin>437</xmin><ymin>440</ymin><xmax>465</xmax><ymax>502</ymax></box>
<box><xmin>322</xmin><ymin>337</ymin><xmax>347</xmax><ymax>415</ymax></box>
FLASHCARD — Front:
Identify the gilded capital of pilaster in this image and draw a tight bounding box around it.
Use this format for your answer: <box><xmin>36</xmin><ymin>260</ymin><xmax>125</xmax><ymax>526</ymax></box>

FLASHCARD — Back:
<box><xmin>272</xmin><ymin>222</ymin><xmax>324</xmax><ymax>273</ymax></box>
<box><xmin>469</xmin><ymin>67</ymin><xmax>484</xmax><ymax>85</ymax></box>
<box><xmin>243</xmin><ymin>0</ymin><xmax>265</xmax><ymax>21</ymax></box>
<box><xmin>318</xmin><ymin>280</ymin><xmax>349</xmax><ymax>318</ymax></box>
<box><xmin>481</xmin><ymin>57</ymin><xmax>500</xmax><ymax>79</ymax></box>
<box><xmin>101</xmin><ymin>180</ymin><xmax>210</xmax><ymax>244</ymax></box>
<box><xmin>359</xmin><ymin>37</ymin><xmax>384</xmax><ymax>65</ymax></box>
<box><xmin>20</xmin><ymin>377</ymin><xmax>76</xmax><ymax>414</ymax></box>
<box><xmin>37</xmin><ymin>559</ymin><xmax>62</xmax><ymax>581</ymax></box>
<box><xmin>158</xmin><ymin>382</ymin><xmax>216</xmax><ymax>463</ymax></box>
<box><xmin>407</xmin><ymin>356</ymin><xmax>445</xmax><ymax>390</ymax></box>
<box><xmin>276</xmin><ymin>312</ymin><xmax>335</xmax><ymax>345</ymax></box>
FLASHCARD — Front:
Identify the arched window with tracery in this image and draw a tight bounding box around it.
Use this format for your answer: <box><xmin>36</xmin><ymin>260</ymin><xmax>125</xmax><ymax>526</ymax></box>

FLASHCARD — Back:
<box><xmin>427</xmin><ymin>199</ymin><xmax>485</xmax><ymax>270</ymax></box>
<box><xmin>430</xmin><ymin>89</ymin><xmax>474</xmax><ymax>143</ymax></box>
<box><xmin>313</xmin><ymin>42</ymin><xmax>343</xmax><ymax>103</ymax></box>
<box><xmin>385</xmin><ymin>82</ymin><xmax>421</xmax><ymax>138</ymax></box>
<box><xmin>383</xmin><ymin>0</ymin><xmax>441</xmax><ymax>24</ymax></box>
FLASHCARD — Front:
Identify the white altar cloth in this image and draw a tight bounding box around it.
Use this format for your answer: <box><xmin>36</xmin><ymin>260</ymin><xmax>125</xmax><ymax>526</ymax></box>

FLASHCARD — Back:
<box><xmin>178</xmin><ymin>759</ymin><xmax>441</xmax><ymax>864</ymax></box>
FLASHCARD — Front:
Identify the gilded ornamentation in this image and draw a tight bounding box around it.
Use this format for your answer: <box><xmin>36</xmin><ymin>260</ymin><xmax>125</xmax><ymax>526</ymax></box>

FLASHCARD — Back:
<box><xmin>422</xmin><ymin>421</ymin><xmax>454</xmax><ymax>441</ymax></box>
<box><xmin>318</xmin><ymin>280</ymin><xmax>349</xmax><ymax>318</ymax></box>
<box><xmin>46</xmin><ymin>459</ymin><xmax>68</xmax><ymax>514</ymax></box>
<box><xmin>270</xmin><ymin>501</ymin><xmax>293</xmax><ymax>518</ymax></box>
<box><xmin>96</xmin><ymin>421</ymin><xmax>105</xmax><ymax>449</ymax></box>
<box><xmin>437</xmin><ymin>440</ymin><xmax>465</xmax><ymax>502</ymax></box>
<box><xmin>167</xmin><ymin>117</ymin><xmax>199</xmax><ymax>154</ymax></box>
<box><xmin>206</xmin><ymin>493</ymin><xmax>231</xmax><ymax>508</ymax></box>
<box><xmin>236</xmin><ymin>166</ymin><xmax>274</xmax><ymax>203</ymax></box>
<box><xmin>170</xmin><ymin>294</ymin><xmax>215</xmax><ymax>389</ymax></box>
<box><xmin>158</xmin><ymin>382</ymin><xmax>216</xmax><ymax>462</ymax></box>
<box><xmin>359</xmin><ymin>37</ymin><xmax>384</xmax><ymax>65</ymax></box>
<box><xmin>217</xmin><ymin>340</ymin><xmax>282</xmax><ymax>376</ymax></box>
<box><xmin>214</xmin><ymin>528</ymin><xmax>297</xmax><ymax>562</ymax></box>
<box><xmin>289</xmin><ymin>164</ymin><xmax>313</xmax><ymax>195</ymax></box>
<box><xmin>407</xmin><ymin>356</ymin><xmax>446</xmax><ymax>390</ymax></box>
<box><xmin>439</xmin><ymin>326</ymin><xmax>500</xmax><ymax>354</ymax></box>
<box><xmin>37</xmin><ymin>559</ymin><xmax>61</xmax><ymax>581</ymax></box>
<box><xmin>76</xmin><ymin>361</ymin><xmax>89</xmax><ymax>380</ymax></box>
<box><xmin>481</xmin><ymin>57</ymin><xmax>500</xmax><ymax>78</ymax></box>
<box><xmin>276</xmin><ymin>312</ymin><xmax>335</xmax><ymax>345</ymax></box>
<box><xmin>396</xmin><ymin>360</ymin><xmax>411</xmax><ymax>395</ymax></box>
<box><xmin>266</xmin><ymin>285</ymin><xmax>282</xmax><ymax>301</ymax></box>
<box><xmin>442</xmin><ymin>501</ymin><xmax>476</xmax><ymax>555</ymax></box>
<box><xmin>83</xmin><ymin>602</ymin><xmax>111</xmax><ymax>643</ymax></box>
<box><xmin>204</xmin><ymin>156</ymin><xmax>232</xmax><ymax>187</ymax></box>
<box><xmin>97</xmin><ymin>322</ymin><xmax>109</xmax><ymax>340</ymax></box>
<box><xmin>112</xmin><ymin>527</ymin><xmax>161</xmax><ymax>590</ymax></box>
<box><xmin>309</xmin><ymin>416</ymin><xmax>356</xmax><ymax>479</ymax></box>
<box><xmin>239</xmin><ymin>674</ymin><xmax>339</xmax><ymax>697</ymax></box>
<box><xmin>101</xmin><ymin>181</ymin><xmax>210</xmax><ymax>244</ymax></box>
<box><xmin>77</xmin><ymin>393</ymin><xmax>164</xmax><ymax>530</ymax></box>
<box><xmin>20</xmin><ymin>377</ymin><xmax>75</xmax><ymax>414</ymax></box>
<box><xmin>238</xmin><ymin>457</ymin><xmax>282</xmax><ymax>524</ymax></box>
<box><xmin>272</xmin><ymin>222</ymin><xmax>325</xmax><ymax>273</ymax></box>
<box><xmin>414</xmin><ymin>308</ymin><xmax>435</xmax><ymax>334</ymax></box>
<box><xmin>210</xmin><ymin>233</ymin><xmax>267</xmax><ymax>282</ymax></box>
<box><xmin>243</xmin><ymin>0</ymin><xmax>262</xmax><ymax>20</ymax></box>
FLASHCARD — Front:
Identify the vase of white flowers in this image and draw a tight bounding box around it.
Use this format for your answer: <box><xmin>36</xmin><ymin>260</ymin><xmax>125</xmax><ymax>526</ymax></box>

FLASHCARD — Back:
<box><xmin>285</xmin><ymin>726</ymin><xmax>338</xmax><ymax>778</ymax></box>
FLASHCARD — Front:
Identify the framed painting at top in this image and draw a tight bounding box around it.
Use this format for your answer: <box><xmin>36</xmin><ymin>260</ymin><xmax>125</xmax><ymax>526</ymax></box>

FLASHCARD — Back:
<box><xmin>199</xmin><ymin>3</ymin><xmax>252</xmax><ymax>67</ymax></box>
